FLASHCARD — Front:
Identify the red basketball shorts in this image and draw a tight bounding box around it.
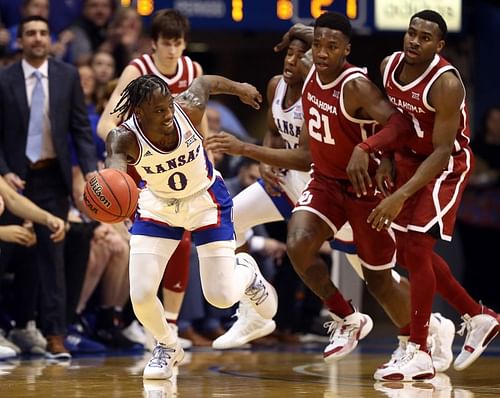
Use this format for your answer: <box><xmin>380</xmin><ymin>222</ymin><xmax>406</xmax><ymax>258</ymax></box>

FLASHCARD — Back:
<box><xmin>293</xmin><ymin>173</ymin><xmax>395</xmax><ymax>270</ymax></box>
<box><xmin>392</xmin><ymin>148</ymin><xmax>473</xmax><ymax>241</ymax></box>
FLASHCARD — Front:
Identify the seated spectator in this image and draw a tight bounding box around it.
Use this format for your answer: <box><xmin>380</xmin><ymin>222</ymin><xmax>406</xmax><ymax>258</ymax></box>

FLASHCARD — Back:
<box><xmin>98</xmin><ymin>7</ymin><xmax>149</xmax><ymax>74</ymax></box>
<box><xmin>69</xmin><ymin>0</ymin><xmax>114</xmax><ymax>65</ymax></box>
<box><xmin>90</xmin><ymin>51</ymin><xmax>115</xmax><ymax>100</ymax></box>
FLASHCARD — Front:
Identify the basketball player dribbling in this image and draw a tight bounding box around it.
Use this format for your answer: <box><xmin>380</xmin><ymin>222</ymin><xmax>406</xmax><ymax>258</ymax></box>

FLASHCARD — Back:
<box><xmin>104</xmin><ymin>74</ymin><xmax>277</xmax><ymax>379</ymax></box>
<box><xmin>347</xmin><ymin>10</ymin><xmax>499</xmax><ymax>380</ymax></box>
<box><xmin>97</xmin><ymin>9</ymin><xmax>202</xmax><ymax>347</ymax></box>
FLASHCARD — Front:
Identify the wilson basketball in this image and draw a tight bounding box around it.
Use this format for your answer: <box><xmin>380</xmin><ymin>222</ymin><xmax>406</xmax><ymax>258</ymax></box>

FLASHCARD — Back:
<box><xmin>83</xmin><ymin>169</ymin><xmax>139</xmax><ymax>223</ymax></box>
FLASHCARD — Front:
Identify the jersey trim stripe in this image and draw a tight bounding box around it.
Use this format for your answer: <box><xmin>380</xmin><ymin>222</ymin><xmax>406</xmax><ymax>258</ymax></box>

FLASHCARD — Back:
<box><xmin>132</xmin><ymin>114</ymin><xmax>182</xmax><ymax>154</ymax></box>
<box><xmin>422</xmin><ymin>65</ymin><xmax>457</xmax><ymax>112</ymax></box>
<box><xmin>315</xmin><ymin>66</ymin><xmax>366</xmax><ymax>90</ymax></box>
<box><xmin>391</xmin><ymin>53</ymin><xmax>440</xmax><ymax>92</ymax></box>
<box><xmin>275</xmin><ymin>78</ymin><xmax>301</xmax><ymax>113</ymax></box>
<box><xmin>392</xmin><ymin>147</ymin><xmax>472</xmax><ymax>241</ymax></box>
<box><xmin>131</xmin><ymin>59</ymin><xmax>148</xmax><ymax>75</ymax></box>
<box><xmin>292</xmin><ymin>205</ymin><xmax>338</xmax><ymax>235</ymax></box>
<box><xmin>120</xmin><ymin>124</ymin><xmax>143</xmax><ymax>166</ymax></box>
<box><xmin>302</xmin><ymin>66</ymin><xmax>316</xmax><ymax>94</ymax></box>
<box><xmin>339</xmin><ymin>73</ymin><xmax>377</xmax><ymax>125</ymax></box>
<box><xmin>185</xmin><ymin>57</ymin><xmax>194</xmax><ymax>84</ymax></box>
<box><xmin>174</xmin><ymin>102</ymin><xmax>204</xmax><ymax>141</ymax></box>
<box><xmin>144</xmin><ymin>55</ymin><xmax>184</xmax><ymax>85</ymax></box>
<box><xmin>192</xmin><ymin>178</ymin><xmax>222</xmax><ymax>231</ymax></box>
<box><xmin>382</xmin><ymin>52</ymin><xmax>399</xmax><ymax>87</ymax></box>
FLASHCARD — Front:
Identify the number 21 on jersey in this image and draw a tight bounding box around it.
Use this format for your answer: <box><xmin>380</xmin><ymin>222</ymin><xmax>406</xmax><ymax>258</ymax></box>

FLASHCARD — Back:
<box><xmin>308</xmin><ymin>107</ymin><xmax>335</xmax><ymax>145</ymax></box>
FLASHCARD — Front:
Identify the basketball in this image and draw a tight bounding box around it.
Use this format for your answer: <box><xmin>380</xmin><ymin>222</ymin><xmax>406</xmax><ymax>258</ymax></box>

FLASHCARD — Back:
<box><xmin>83</xmin><ymin>169</ymin><xmax>139</xmax><ymax>223</ymax></box>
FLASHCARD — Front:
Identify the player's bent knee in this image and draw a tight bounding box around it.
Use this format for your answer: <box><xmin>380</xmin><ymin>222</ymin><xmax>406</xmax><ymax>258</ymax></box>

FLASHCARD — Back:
<box><xmin>129</xmin><ymin>285</ymin><xmax>157</xmax><ymax>307</ymax></box>
<box><xmin>203</xmin><ymin>283</ymin><xmax>239</xmax><ymax>309</ymax></box>
<box><xmin>197</xmin><ymin>240</ymin><xmax>241</xmax><ymax>308</ymax></box>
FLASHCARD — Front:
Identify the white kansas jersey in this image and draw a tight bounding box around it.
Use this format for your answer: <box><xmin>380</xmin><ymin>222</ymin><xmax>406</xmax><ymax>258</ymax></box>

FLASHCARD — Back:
<box><xmin>125</xmin><ymin>102</ymin><xmax>215</xmax><ymax>199</ymax></box>
<box><xmin>271</xmin><ymin>76</ymin><xmax>310</xmax><ymax>202</ymax></box>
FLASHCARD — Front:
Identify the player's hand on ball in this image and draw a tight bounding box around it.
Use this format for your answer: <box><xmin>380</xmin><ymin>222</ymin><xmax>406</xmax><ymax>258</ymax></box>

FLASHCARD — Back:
<box><xmin>83</xmin><ymin>169</ymin><xmax>139</xmax><ymax>223</ymax></box>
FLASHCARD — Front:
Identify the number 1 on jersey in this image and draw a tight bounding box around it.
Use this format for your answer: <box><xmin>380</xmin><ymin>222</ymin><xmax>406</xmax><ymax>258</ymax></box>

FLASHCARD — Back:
<box><xmin>308</xmin><ymin>107</ymin><xmax>335</xmax><ymax>145</ymax></box>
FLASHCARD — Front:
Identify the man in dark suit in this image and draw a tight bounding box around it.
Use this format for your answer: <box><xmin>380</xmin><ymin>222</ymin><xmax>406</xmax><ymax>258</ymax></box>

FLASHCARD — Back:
<box><xmin>0</xmin><ymin>15</ymin><xmax>97</xmax><ymax>359</ymax></box>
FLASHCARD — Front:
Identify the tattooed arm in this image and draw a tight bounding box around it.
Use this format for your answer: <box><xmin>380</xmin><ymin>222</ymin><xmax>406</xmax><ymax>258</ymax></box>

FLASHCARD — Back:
<box><xmin>174</xmin><ymin>75</ymin><xmax>262</xmax><ymax>135</ymax></box>
<box><xmin>105</xmin><ymin>126</ymin><xmax>140</xmax><ymax>172</ymax></box>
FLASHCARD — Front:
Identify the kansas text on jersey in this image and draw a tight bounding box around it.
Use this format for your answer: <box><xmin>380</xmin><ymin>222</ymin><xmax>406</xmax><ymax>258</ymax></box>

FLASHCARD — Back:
<box><xmin>124</xmin><ymin>102</ymin><xmax>214</xmax><ymax>199</ymax></box>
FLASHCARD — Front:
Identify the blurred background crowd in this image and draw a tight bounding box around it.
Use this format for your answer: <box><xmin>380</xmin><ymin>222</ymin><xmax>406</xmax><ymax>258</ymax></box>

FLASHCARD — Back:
<box><xmin>0</xmin><ymin>0</ymin><xmax>498</xmax><ymax>359</ymax></box>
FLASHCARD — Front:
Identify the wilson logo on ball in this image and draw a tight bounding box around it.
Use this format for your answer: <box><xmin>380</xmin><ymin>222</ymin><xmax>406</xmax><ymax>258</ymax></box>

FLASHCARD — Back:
<box><xmin>89</xmin><ymin>176</ymin><xmax>112</xmax><ymax>208</ymax></box>
<box><xmin>83</xmin><ymin>195</ymin><xmax>98</xmax><ymax>214</ymax></box>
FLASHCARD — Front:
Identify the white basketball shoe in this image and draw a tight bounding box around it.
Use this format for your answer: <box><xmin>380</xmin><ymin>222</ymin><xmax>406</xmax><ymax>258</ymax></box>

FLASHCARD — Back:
<box><xmin>212</xmin><ymin>298</ymin><xmax>276</xmax><ymax>349</ymax></box>
<box><xmin>143</xmin><ymin>341</ymin><xmax>184</xmax><ymax>379</ymax></box>
<box><xmin>374</xmin><ymin>335</ymin><xmax>408</xmax><ymax>380</ymax></box>
<box><xmin>374</xmin><ymin>342</ymin><xmax>435</xmax><ymax>382</ymax></box>
<box><xmin>428</xmin><ymin>313</ymin><xmax>455</xmax><ymax>372</ymax></box>
<box><xmin>454</xmin><ymin>310</ymin><xmax>499</xmax><ymax>371</ymax></box>
<box><xmin>323</xmin><ymin>310</ymin><xmax>373</xmax><ymax>362</ymax></box>
<box><xmin>236</xmin><ymin>253</ymin><xmax>278</xmax><ymax>320</ymax></box>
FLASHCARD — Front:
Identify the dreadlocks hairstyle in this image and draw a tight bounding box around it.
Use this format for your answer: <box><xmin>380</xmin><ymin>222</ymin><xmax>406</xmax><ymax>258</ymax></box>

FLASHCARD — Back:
<box><xmin>315</xmin><ymin>12</ymin><xmax>352</xmax><ymax>41</ymax></box>
<box><xmin>112</xmin><ymin>75</ymin><xmax>171</xmax><ymax>120</ymax></box>
<box><xmin>411</xmin><ymin>10</ymin><xmax>448</xmax><ymax>39</ymax></box>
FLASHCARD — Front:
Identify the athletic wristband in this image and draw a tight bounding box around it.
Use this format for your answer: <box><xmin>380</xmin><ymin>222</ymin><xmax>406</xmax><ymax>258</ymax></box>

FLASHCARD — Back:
<box><xmin>357</xmin><ymin>142</ymin><xmax>371</xmax><ymax>153</ymax></box>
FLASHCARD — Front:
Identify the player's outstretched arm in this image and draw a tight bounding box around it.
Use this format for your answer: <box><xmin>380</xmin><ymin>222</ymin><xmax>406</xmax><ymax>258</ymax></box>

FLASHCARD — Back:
<box><xmin>206</xmin><ymin>122</ymin><xmax>311</xmax><ymax>171</ymax></box>
<box><xmin>181</xmin><ymin>75</ymin><xmax>262</xmax><ymax>108</ymax></box>
<box><xmin>0</xmin><ymin>176</ymin><xmax>65</xmax><ymax>241</ymax></box>
<box><xmin>105</xmin><ymin>126</ymin><xmax>139</xmax><ymax>173</ymax></box>
<box><xmin>176</xmin><ymin>75</ymin><xmax>262</xmax><ymax>130</ymax></box>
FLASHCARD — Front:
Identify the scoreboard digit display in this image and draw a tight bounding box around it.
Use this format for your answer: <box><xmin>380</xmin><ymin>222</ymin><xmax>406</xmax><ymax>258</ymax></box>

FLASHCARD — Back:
<box><xmin>126</xmin><ymin>0</ymin><xmax>462</xmax><ymax>33</ymax></box>
<box><xmin>128</xmin><ymin>0</ymin><xmax>374</xmax><ymax>32</ymax></box>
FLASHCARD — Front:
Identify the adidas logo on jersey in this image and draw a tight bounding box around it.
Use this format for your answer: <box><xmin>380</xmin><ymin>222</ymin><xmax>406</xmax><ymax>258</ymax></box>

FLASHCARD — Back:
<box><xmin>144</xmin><ymin>150</ymin><xmax>153</xmax><ymax>157</ymax></box>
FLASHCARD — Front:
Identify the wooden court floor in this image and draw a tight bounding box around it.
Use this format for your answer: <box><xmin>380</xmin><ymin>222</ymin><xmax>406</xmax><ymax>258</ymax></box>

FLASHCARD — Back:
<box><xmin>1</xmin><ymin>345</ymin><xmax>500</xmax><ymax>398</ymax></box>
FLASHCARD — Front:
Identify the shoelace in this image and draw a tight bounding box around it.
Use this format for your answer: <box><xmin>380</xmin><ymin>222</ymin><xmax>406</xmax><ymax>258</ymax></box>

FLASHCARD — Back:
<box><xmin>244</xmin><ymin>275</ymin><xmax>269</xmax><ymax>305</ymax></box>
<box><xmin>149</xmin><ymin>345</ymin><xmax>175</xmax><ymax>367</ymax></box>
<box><xmin>393</xmin><ymin>347</ymin><xmax>417</xmax><ymax>367</ymax></box>
<box><xmin>457</xmin><ymin>315</ymin><xmax>472</xmax><ymax>337</ymax></box>
<box><xmin>389</xmin><ymin>342</ymin><xmax>407</xmax><ymax>362</ymax></box>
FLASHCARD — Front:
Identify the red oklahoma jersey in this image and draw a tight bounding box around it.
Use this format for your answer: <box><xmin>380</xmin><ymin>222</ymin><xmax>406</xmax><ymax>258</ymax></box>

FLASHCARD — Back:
<box><xmin>383</xmin><ymin>52</ymin><xmax>473</xmax><ymax>241</ymax></box>
<box><xmin>302</xmin><ymin>64</ymin><xmax>378</xmax><ymax>180</ymax></box>
<box><xmin>383</xmin><ymin>51</ymin><xmax>471</xmax><ymax>158</ymax></box>
<box><xmin>130</xmin><ymin>54</ymin><xmax>200</xmax><ymax>96</ymax></box>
